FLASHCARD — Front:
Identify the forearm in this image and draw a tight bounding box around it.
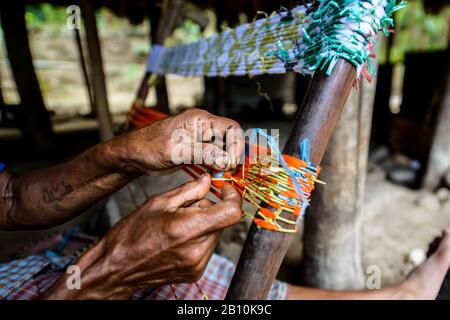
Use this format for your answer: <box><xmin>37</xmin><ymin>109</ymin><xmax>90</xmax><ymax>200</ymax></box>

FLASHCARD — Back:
<box><xmin>0</xmin><ymin>139</ymin><xmax>139</xmax><ymax>230</ymax></box>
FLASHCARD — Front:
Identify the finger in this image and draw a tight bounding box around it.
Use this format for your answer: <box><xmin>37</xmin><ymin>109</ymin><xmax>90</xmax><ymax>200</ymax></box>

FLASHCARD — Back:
<box><xmin>210</xmin><ymin>116</ymin><xmax>243</xmax><ymax>170</ymax></box>
<box><xmin>221</xmin><ymin>183</ymin><xmax>242</xmax><ymax>206</ymax></box>
<box><xmin>198</xmin><ymin>143</ymin><xmax>231</xmax><ymax>171</ymax></box>
<box><xmin>178</xmin><ymin>184</ymin><xmax>242</xmax><ymax>236</ymax></box>
<box><xmin>220</xmin><ymin>126</ymin><xmax>245</xmax><ymax>169</ymax></box>
<box><xmin>154</xmin><ymin>174</ymin><xmax>211</xmax><ymax>211</ymax></box>
<box><xmin>209</xmin><ymin>115</ymin><xmax>241</xmax><ymax>138</ymax></box>
<box><xmin>189</xmin><ymin>198</ymin><xmax>215</xmax><ymax>208</ymax></box>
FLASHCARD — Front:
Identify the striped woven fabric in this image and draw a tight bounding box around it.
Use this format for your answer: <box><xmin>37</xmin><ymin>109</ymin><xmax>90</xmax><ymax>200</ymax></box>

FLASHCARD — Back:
<box><xmin>146</xmin><ymin>0</ymin><xmax>405</xmax><ymax>80</ymax></box>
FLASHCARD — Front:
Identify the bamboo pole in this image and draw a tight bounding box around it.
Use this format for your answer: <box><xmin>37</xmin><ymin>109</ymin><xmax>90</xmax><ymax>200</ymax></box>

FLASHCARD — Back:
<box><xmin>135</xmin><ymin>0</ymin><xmax>183</xmax><ymax>112</ymax></box>
<box><xmin>423</xmin><ymin>40</ymin><xmax>450</xmax><ymax>191</ymax></box>
<box><xmin>0</xmin><ymin>1</ymin><xmax>56</xmax><ymax>155</ymax></box>
<box><xmin>73</xmin><ymin>27</ymin><xmax>95</xmax><ymax>117</ymax></box>
<box><xmin>80</xmin><ymin>0</ymin><xmax>114</xmax><ymax>142</ymax></box>
<box><xmin>226</xmin><ymin>60</ymin><xmax>356</xmax><ymax>300</ymax></box>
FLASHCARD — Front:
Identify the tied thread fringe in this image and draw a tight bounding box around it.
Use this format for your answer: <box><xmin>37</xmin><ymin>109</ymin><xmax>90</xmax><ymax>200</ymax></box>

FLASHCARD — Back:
<box><xmin>300</xmin><ymin>0</ymin><xmax>407</xmax><ymax>81</ymax></box>
<box><xmin>211</xmin><ymin>129</ymin><xmax>322</xmax><ymax>233</ymax></box>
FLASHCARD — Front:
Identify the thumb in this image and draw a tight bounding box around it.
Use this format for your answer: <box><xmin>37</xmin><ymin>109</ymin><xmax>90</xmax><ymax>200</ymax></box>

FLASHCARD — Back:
<box><xmin>161</xmin><ymin>174</ymin><xmax>211</xmax><ymax>210</ymax></box>
<box><xmin>200</xmin><ymin>143</ymin><xmax>231</xmax><ymax>171</ymax></box>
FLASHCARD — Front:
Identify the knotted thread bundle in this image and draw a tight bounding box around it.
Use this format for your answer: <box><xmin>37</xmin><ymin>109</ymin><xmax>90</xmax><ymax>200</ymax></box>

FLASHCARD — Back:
<box><xmin>211</xmin><ymin>137</ymin><xmax>322</xmax><ymax>233</ymax></box>
<box><xmin>212</xmin><ymin>140</ymin><xmax>321</xmax><ymax>233</ymax></box>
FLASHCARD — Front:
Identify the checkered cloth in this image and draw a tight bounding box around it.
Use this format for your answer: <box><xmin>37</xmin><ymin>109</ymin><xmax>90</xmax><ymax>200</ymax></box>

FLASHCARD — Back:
<box><xmin>0</xmin><ymin>253</ymin><xmax>287</xmax><ymax>300</ymax></box>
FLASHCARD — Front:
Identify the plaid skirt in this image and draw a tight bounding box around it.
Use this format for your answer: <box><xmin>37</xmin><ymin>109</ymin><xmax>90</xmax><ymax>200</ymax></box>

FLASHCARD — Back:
<box><xmin>0</xmin><ymin>253</ymin><xmax>287</xmax><ymax>300</ymax></box>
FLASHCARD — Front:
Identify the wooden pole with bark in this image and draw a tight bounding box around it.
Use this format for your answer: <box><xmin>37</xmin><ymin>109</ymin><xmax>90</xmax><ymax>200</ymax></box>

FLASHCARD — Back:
<box><xmin>301</xmin><ymin>63</ymin><xmax>379</xmax><ymax>289</ymax></box>
<box><xmin>226</xmin><ymin>60</ymin><xmax>356</xmax><ymax>299</ymax></box>
<box><xmin>0</xmin><ymin>1</ymin><xmax>56</xmax><ymax>155</ymax></box>
<box><xmin>0</xmin><ymin>68</ymin><xmax>6</xmax><ymax>125</ymax></box>
<box><xmin>423</xmin><ymin>46</ymin><xmax>450</xmax><ymax>190</ymax></box>
<box><xmin>135</xmin><ymin>0</ymin><xmax>183</xmax><ymax>113</ymax></box>
<box><xmin>80</xmin><ymin>0</ymin><xmax>114</xmax><ymax>142</ymax></box>
<box><xmin>73</xmin><ymin>27</ymin><xmax>96</xmax><ymax>117</ymax></box>
<box><xmin>434</xmin><ymin>35</ymin><xmax>450</xmax><ymax>300</ymax></box>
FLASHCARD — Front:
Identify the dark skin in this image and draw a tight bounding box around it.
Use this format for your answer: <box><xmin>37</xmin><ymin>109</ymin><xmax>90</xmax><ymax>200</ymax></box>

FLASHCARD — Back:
<box><xmin>0</xmin><ymin>108</ymin><xmax>243</xmax><ymax>299</ymax></box>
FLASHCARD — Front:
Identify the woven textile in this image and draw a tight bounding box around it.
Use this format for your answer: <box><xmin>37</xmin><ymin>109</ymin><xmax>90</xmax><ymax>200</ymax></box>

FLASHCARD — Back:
<box><xmin>146</xmin><ymin>0</ymin><xmax>405</xmax><ymax>80</ymax></box>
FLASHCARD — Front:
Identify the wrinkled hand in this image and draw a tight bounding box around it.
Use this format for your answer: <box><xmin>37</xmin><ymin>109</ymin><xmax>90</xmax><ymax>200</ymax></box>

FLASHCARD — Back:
<box><xmin>114</xmin><ymin>108</ymin><xmax>245</xmax><ymax>173</ymax></box>
<box><xmin>42</xmin><ymin>175</ymin><xmax>242</xmax><ymax>299</ymax></box>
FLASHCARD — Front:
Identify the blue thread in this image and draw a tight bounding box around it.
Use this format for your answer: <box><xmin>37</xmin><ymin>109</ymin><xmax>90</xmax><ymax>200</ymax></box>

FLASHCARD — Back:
<box><xmin>247</xmin><ymin>128</ymin><xmax>308</xmax><ymax>197</ymax></box>
<box><xmin>0</xmin><ymin>163</ymin><xmax>5</xmax><ymax>173</ymax></box>
<box><xmin>214</xmin><ymin>172</ymin><xmax>224</xmax><ymax>179</ymax></box>
<box><xmin>299</xmin><ymin>139</ymin><xmax>311</xmax><ymax>164</ymax></box>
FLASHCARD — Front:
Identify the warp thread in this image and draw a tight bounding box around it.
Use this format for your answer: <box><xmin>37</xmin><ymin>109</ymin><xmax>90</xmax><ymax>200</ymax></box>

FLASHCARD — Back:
<box><xmin>211</xmin><ymin>129</ymin><xmax>322</xmax><ymax>233</ymax></box>
<box><xmin>146</xmin><ymin>0</ymin><xmax>406</xmax><ymax>81</ymax></box>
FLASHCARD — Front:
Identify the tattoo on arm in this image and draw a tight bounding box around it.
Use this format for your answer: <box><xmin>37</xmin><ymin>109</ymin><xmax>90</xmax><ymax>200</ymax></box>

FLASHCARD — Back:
<box><xmin>41</xmin><ymin>181</ymin><xmax>74</xmax><ymax>203</ymax></box>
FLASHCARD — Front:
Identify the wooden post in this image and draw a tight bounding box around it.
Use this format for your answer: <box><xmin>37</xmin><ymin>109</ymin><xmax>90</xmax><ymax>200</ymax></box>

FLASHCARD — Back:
<box><xmin>73</xmin><ymin>27</ymin><xmax>95</xmax><ymax>117</ymax></box>
<box><xmin>80</xmin><ymin>0</ymin><xmax>114</xmax><ymax>141</ymax></box>
<box><xmin>301</xmin><ymin>64</ymin><xmax>378</xmax><ymax>289</ymax></box>
<box><xmin>423</xmin><ymin>63</ymin><xmax>450</xmax><ymax>190</ymax></box>
<box><xmin>0</xmin><ymin>68</ymin><xmax>6</xmax><ymax>125</ymax></box>
<box><xmin>135</xmin><ymin>0</ymin><xmax>183</xmax><ymax>112</ymax></box>
<box><xmin>0</xmin><ymin>1</ymin><xmax>56</xmax><ymax>155</ymax></box>
<box><xmin>226</xmin><ymin>60</ymin><xmax>356</xmax><ymax>299</ymax></box>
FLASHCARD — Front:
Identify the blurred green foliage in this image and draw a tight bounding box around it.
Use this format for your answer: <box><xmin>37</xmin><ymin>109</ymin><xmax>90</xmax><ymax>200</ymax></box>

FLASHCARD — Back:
<box><xmin>165</xmin><ymin>20</ymin><xmax>203</xmax><ymax>47</ymax></box>
<box><xmin>24</xmin><ymin>4</ymin><xmax>112</xmax><ymax>34</ymax></box>
<box><xmin>25</xmin><ymin>4</ymin><xmax>67</xmax><ymax>31</ymax></box>
<box><xmin>380</xmin><ymin>0</ymin><xmax>450</xmax><ymax>64</ymax></box>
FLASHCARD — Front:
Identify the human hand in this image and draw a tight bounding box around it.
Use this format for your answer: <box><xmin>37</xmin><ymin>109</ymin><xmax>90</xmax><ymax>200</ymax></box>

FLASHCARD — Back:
<box><xmin>112</xmin><ymin>108</ymin><xmax>245</xmax><ymax>174</ymax></box>
<box><xmin>42</xmin><ymin>174</ymin><xmax>242</xmax><ymax>299</ymax></box>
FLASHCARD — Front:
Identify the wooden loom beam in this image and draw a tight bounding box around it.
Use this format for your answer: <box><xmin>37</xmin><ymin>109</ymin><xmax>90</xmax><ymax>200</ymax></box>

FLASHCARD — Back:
<box><xmin>226</xmin><ymin>60</ymin><xmax>356</xmax><ymax>300</ymax></box>
<box><xmin>81</xmin><ymin>0</ymin><xmax>114</xmax><ymax>142</ymax></box>
<box><xmin>135</xmin><ymin>0</ymin><xmax>184</xmax><ymax>113</ymax></box>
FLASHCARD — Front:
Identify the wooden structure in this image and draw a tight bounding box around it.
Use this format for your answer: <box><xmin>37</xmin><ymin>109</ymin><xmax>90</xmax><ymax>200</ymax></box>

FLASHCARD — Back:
<box><xmin>134</xmin><ymin>0</ymin><xmax>183</xmax><ymax>114</ymax></box>
<box><xmin>0</xmin><ymin>1</ymin><xmax>56</xmax><ymax>155</ymax></box>
<box><xmin>423</xmin><ymin>39</ymin><xmax>450</xmax><ymax>190</ymax></box>
<box><xmin>301</xmin><ymin>61</ymin><xmax>379</xmax><ymax>289</ymax></box>
<box><xmin>73</xmin><ymin>27</ymin><xmax>95</xmax><ymax>118</ymax></box>
<box><xmin>226</xmin><ymin>61</ymin><xmax>356</xmax><ymax>299</ymax></box>
<box><xmin>80</xmin><ymin>0</ymin><xmax>114</xmax><ymax>141</ymax></box>
<box><xmin>424</xmin><ymin>76</ymin><xmax>450</xmax><ymax>190</ymax></box>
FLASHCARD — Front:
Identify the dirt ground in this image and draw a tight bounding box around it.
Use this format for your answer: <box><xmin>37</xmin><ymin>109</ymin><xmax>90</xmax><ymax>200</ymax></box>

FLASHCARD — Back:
<box><xmin>362</xmin><ymin>172</ymin><xmax>450</xmax><ymax>286</ymax></box>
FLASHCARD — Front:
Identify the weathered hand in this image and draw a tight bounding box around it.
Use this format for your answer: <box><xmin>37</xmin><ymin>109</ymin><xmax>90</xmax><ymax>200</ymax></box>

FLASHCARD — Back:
<box><xmin>42</xmin><ymin>174</ymin><xmax>242</xmax><ymax>299</ymax></box>
<box><xmin>113</xmin><ymin>108</ymin><xmax>245</xmax><ymax>173</ymax></box>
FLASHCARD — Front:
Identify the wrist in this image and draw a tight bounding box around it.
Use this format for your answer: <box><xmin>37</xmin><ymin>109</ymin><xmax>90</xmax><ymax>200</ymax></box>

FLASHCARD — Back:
<box><xmin>95</xmin><ymin>136</ymin><xmax>142</xmax><ymax>177</ymax></box>
<box><xmin>116</xmin><ymin>124</ymin><xmax>169</xmax><ymax>172</ymax></box>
